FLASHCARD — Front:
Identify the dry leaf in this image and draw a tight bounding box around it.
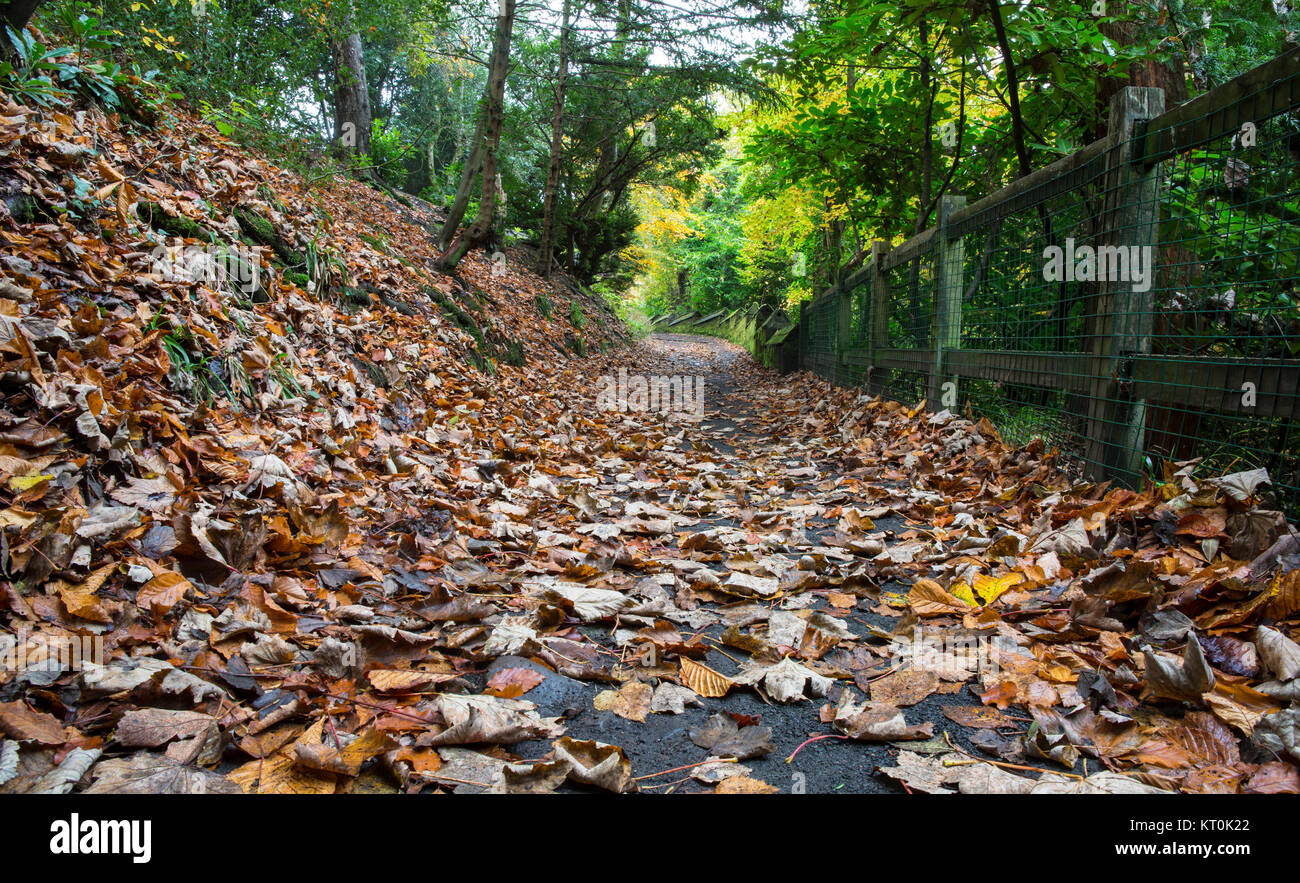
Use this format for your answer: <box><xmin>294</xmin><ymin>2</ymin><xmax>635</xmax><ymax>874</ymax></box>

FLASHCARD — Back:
<box><xmin>679</xmin><ymin>656</ymin><xmax>733</xmax><ymax>698</ymax></box>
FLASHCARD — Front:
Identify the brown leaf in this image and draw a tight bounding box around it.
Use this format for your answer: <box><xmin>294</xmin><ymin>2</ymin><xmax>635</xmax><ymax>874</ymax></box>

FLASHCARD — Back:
<box><xmin>869</xmin><ymin>667</ymin><xmax>939</xmax><ymax>706</ymax></box>
<box><xmin>1144</xmin><ymin>638</ymin><xmax>1215</xmax><ymax>702</ymax></box>
<box><xmin>366</xmin><ymin>669</ymin><xmax>458</xmax><ymax>694</ymax></box>
<box><xmin>136</xmin><ymin>571</ymin><xmax>191</xmax><ymax>618</ymax></box>
<box><xmin>689</xmin><ymin>713</ymin><xmax>775</xmax><ymax>759</ymax></box>
<box><xmin>908</xmin><ymin>578</ymin><xmax>971</xmax><ymax>616</ymax></box>
<box><xmin>715</xmin><ymin>775</ymin><xmax>778</xmax><ymax>794</ymax></box>
<box><xmin>834</xmin><ymin>700</ymin><xmax>933</xmax><ymax>741</ymax></box>
<box><xmin>116</xmin><ymin>708</ymin><xmax>216</xmax><ymax>748</ymax></box>
<box><xmin>941</xmin><ymin>704</ymin><xmax>1018</xmax><ymax>729</ymax></box>
<box><xmin>552</xmin><ymin>737</ymin><xmax>637</xmax><ymax>793</ymax></box>
<box><xmin>0</xmin><ymin>701</ymin><xmax>65</xmax><ymax>745</ymax></box>
<box><xmin>1244</xmin><ymin>762</ymin><xmax>1300</xmax><ymax>794</ymax></box>
<box><xmin>592</xmin><ymin>681</ymin><xmax>653</xmax><ymax>722</ymax></box>
<box><xmin>485</xmin><ymin>666</ymin><xmax>546</xmax><ymax>698</ymax></box>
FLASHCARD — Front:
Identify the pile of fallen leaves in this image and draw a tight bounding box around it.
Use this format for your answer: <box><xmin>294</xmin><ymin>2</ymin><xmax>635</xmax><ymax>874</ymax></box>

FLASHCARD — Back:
<box><xmin>0</xmin><ymin>92</ymin><xmax>631</xmax><ymax>793</ymax></box>
<box><xmin>718</xmin><ymin>368</ymin><xmax>1300</xmax><ymax>793</ymax></box>
<box><xmin>0</xmin><ymin>87</ymin><xmax>1297</xmax><ymax>796</ymax></box>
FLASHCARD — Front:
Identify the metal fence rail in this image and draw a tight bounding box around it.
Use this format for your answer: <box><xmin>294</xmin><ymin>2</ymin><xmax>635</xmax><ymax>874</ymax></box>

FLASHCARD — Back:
<box><xmin>797</xmin><ymin>48</ymin><xmax>1300</xmax><ymax>512</ymax></box>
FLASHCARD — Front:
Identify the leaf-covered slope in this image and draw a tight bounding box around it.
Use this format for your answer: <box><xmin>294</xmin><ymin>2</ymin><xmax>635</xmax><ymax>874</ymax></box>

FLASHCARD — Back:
<box><xmin>0</xmin><ymin>93</ymin><xmax>627</xmax><ymax>787</ymax></box>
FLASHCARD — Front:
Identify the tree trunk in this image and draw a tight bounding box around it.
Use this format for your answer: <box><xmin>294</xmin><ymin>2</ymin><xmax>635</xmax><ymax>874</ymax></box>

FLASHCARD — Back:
<box><xmin>1088</xmin><ymin>0</ymin><xmax>1188</xmax><ymax>141</ymax></box>
<box><xmin>536</xmin><ymin>0</ymin><xmax>573</xmax><ymax>277</ymax></box>
<box><xmin>0</xmin><ymin>1</ymin><xmax>41</xmax><ymax>34</ymax></box>
<box><xmin>437</xmin><ymin>107</ymin><xmax>485</xmax><ymax>251</ymax></box>
<box><xmin>439</xmin><ymin>0</ymin><xmax>516</xmax><ymax>270</ymax></box>
<box><xmin>986</xmin><ymin>0</ymin><xmax>1032</xmax><ymax>178</ymax></box>
<box><xmin>989</xmin><ymin>0</ymin><xmax>1064</xmax><ymax>353</ymax></box>
<box><xmin>332</xmin><ymin>14</ymin><xmax>373</xmax><ymax>164</ymax></box>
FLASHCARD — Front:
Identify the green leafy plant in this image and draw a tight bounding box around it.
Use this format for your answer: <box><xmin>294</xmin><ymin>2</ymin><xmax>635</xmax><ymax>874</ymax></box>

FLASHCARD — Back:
<box><xmin>160</xmin><ymin>328</ymin><xmax>233</xmax><ymax>404</ymax></box>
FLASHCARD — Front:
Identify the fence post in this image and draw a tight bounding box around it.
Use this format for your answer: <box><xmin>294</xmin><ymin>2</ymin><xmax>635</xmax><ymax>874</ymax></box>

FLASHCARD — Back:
<box><xmin>836</xmin><ymin>270</ymin><xmax>851</xmax><ymax>385</ymax></box>
<box><xmin>930</xmin><ymin>195</ymin><xmax>966</xmax><ymax>408</ymax></box>
<box><xmin>797</xmin><ymin>300</ymin><xmax>807</xmax><ymax>372</ymax></box>
<box><xmin>1084</xmin><ymin>86</ymin><xmax>1165</xmax><ymax>481</ymax></box>
<box><xmin>868</xmin><ymin>240</ymin><xmax>891</xmax><ymax>397</ymax></box>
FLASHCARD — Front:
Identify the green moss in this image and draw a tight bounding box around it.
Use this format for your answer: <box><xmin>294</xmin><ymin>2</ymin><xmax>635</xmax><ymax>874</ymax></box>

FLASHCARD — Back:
<box><xmin>568</xmin><ymin>300</ymin><xmax>585</xmax><ymax>328</ymax></box>
<box><xmin>427</xmin><ymin>287</ymin><xmax>526</xmax><ymax>372</ymax></box>
<box><xmin>451</xmin><ymin>285</ymin><xmax>485</xmax><ymax>315</ymax></box>
<box><xmin>235</xmin><ymin>206</ymin><xmax>305</xmax><ymax>268</ymax></box>
<box><xmin>139</xmin><ymin>200</ymin><xmax>211</xmax><ymax>240</ymax></box>
<box><xmin>234</xmin><ymin>207</ymin><xmax>276</xmax><ymax>243</ymax></box>
<box><xmin>494</xmin><ymin>337</ymin><xmax>526</xmax><ymax>367</ymax></box>
<box><xmin>370</xmin><ymin>287</ymin><xmax>417</xmax><ymax>316</ymax></box>
<box><xmin>359</xmin><ymin>231</ymin><xmax>391</xmax><ymax>254</ymax></box>
<box><xmin>343</xmin><ymin>286</ymin><xmax>373</xmax><ymax>308</ymax></box>
<box><xmin>431</xmin><ymin>291</ymin><xmax>485</xmax><ymax>346</ymax></box>
<box><xmin>3</xmin><ymin>192</ymin><xmax>35</xmax><ymax>224</ymax></box>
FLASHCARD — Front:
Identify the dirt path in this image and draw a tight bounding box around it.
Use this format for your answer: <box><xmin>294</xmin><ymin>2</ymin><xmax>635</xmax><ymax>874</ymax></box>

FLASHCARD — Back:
<box><xmin>473</xmin><ymin>334</ymin><xmax>1077</xmax><ymax>793</ymax></box>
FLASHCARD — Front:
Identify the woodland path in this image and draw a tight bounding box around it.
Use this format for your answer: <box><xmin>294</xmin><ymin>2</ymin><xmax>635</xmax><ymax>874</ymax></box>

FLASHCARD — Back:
<box><xmin>461</xmin><ymin>334</ymin><xmax>1076</xmax><ymax>794</ymax></box>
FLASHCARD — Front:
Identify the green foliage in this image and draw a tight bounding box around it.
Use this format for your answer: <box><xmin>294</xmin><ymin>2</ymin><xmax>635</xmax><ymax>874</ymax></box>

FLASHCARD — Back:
<box><xmin>0</xmin><ymin>11</ymin><xmax>173</xmax><ymax>115</ymax></box>
<box><xmin>161</xmin><ymin>326</ymin><xmax>236</xmax><ymax>406</ymax></box>
<box><xmin>534</xmin><ymin>292</ymin><xmax>552</xmax><ymax>319</ymax></box>
<box><xmin>630</xmin><ymin>0</ymin><xmax>1296</xmax><ymax>322</ymax></box>
<box><xmin>15</xmin><ymin>0</ymin><xmax>1291</xmax><ymax>349</ymax></box>
<box><xmin>366</xmin><ymin>119</ymin><xmax>416</xmax><ymax>188</ymax></box>
<box><xmin>197</xmin><ymin>95</ymin><xmax>300</xmax><ymax>158</ymax></box>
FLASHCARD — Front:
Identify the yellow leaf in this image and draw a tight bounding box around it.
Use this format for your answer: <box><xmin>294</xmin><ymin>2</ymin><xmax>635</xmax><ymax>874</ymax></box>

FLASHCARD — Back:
<box><xmin>973</xmin><ymin>572</ymin><xmax>1023</xmax><ymax>605</ymax></box>
<box><xmin>229</xmin><ymin>748</ymin><xmax>336</xmax><ymax>794</ymax></box>
<box><xmin>293</xmin><ymin>725</ymin><xmax>391</xmax><ymax>777</ymax></box>
<box><xmin>950</xmin><ymin>581</ymin><xmax>978</xmax><ymax>607</ymax></box>
<box><xmin>715</xmin><ymin>775</ymin><xmax>778</xmax><ymax>794</ymax></box>
<box><xmin>54</xmin><ymin>563</ymin><xmax>115</xmax><ymax>623</ymax></box>
<box><xmin>592</xmin><ymin>681</ymin><xmax>653</xmax><ymax>722</ymax></box>
<box><xmin>8</xmin><ymin>472</ymin><xmax>52</xmax><ymax>492</ymax></box>
<box><xmin>92</xmin><ymin>180</ymin><xmax>121</xmax><ymax>201</ymax></box>
<box><xmin>679</xmin><ymin>656</ymin><xmax>733</xmax><ymax>698</ymax></box>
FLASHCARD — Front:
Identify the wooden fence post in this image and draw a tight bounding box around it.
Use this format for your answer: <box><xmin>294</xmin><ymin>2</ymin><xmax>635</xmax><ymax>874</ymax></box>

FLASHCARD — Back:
<box><xmin>1084</xmin><ymin>86</ymin><xmax>1165</xmax><ymax>481</ymax></box>
<box><xmin>930</xmin><ymin>195</ymin><xmax>966</xmax><ymax>407</ymax></box>
<box><xmin>836</xmin><ymin>268</ymin><xmax>851</xmax><ymax>385</ymax></box>
<box><xmin>797</xmin><ymin>299</ymin><xmax>807</xmax><ymax>372</ymax></box>
<box><xmin>868</xmin><ymin>241</ymin><xmax>891</xmax><ymax>397</ymax></box>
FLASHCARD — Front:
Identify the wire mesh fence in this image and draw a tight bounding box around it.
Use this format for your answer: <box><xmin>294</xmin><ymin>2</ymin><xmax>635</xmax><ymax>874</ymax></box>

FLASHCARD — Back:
<box><xmin>795</xmin><ymin>48</ymin><xmax>1300</xmax><ymax>514</ymax></box>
